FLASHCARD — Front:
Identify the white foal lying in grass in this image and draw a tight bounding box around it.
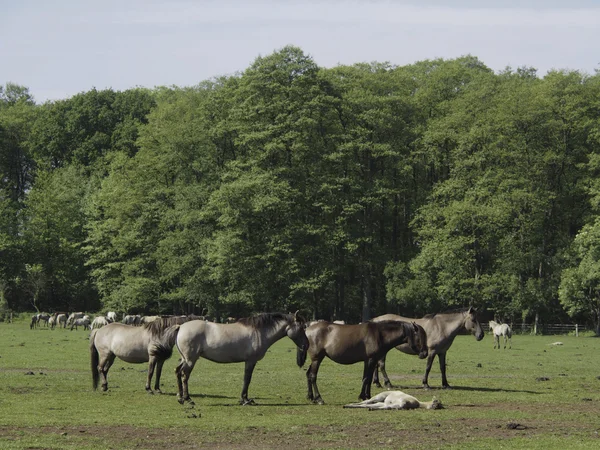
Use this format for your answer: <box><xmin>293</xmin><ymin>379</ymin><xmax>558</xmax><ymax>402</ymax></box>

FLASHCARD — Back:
<box><xmin>343</xmin><ymin>390</ymin><xmax>443</xmax><ymax>410</ymax></box>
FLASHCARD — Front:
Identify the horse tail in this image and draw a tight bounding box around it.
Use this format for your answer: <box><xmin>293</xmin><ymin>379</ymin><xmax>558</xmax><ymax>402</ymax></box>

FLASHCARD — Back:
<box><xmin>90</xmin><ymin>329</ymin><xmax>100</xmax><ymax>390</ymax></box>
<box><xmin>297</xmin><ymin>344</ymin><xmax>307</xmax><ymax>367</ymax></box>
<box><xmin>152</xmin><ymin>325</ymin><xmax>181</xmax><ymax>361</ymax></box>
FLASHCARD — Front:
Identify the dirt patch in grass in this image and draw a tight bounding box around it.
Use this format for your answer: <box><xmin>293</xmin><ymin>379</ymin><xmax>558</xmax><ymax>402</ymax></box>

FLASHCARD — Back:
<box><xmin>2</xmin><ymin>402</ymin><xmax>600</xmax><ymax>450</ymax></box>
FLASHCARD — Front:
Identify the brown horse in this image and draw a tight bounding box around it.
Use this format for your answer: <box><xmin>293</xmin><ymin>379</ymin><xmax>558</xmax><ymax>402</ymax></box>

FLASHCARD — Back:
<box><xmin>298</xmin><ymin>320</ymin><xmax>428</xmax><ymax>405</ymax></box>
<box><xmin>175</xmin><ymin>311</ymin><xmax>308</xmax><ymax>405</ymax></box>
<box><xmin>371</xmin><ymin>307</ymin><xmax>484</xmax><ymax>389</ymax></box>
<box><xmin>90</xmin><ymin>315</ymin><xmax>192</xmax><ymax>393</ymax></box>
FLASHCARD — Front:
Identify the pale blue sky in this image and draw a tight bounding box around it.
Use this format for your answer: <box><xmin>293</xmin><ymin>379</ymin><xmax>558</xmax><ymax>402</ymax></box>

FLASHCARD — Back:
<box><xmin>1</xmin><ymin>0</ymin><xmax>599</xmax><ymax>103</ymax></box>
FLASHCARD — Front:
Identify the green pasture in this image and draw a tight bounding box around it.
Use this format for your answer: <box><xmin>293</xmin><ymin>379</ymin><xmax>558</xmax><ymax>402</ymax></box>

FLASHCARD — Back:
<box><xmin>1</xmin><ymin>317</ymin><xmax>600</xmax><ymax>449</ymax></box>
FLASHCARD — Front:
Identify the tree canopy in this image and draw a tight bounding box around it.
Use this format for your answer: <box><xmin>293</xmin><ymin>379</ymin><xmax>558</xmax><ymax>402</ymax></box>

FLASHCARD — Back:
<box><xmin>2</xmin><ymin>47</ymin><xmax>600</xmax><ymax>330</ymax></box>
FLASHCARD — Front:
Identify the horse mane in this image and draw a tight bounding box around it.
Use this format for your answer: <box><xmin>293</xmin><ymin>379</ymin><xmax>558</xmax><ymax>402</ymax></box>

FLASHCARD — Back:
<box><xmin>143</xmin><ymin>315</ymin><xmax>192</xmax><ymax>337</ymax></box>
<box><xmin>237</xmin><ymin>312</ymin><xmax>294</xmax><ymax>331</ymax></box>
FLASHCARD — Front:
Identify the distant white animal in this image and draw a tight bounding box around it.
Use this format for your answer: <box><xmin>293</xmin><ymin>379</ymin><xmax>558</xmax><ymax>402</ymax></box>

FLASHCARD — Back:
<box><xmin>106</xmin><ymin>311</ymin><xmax>117</xmax><ymax>323</ymax></box>
<box><xmin>489</xmin><ymin>320</ymin><xmax>512</xmax><ymax>349</ymax></box>
<box><xmin>343</xmin><ymin>390</ymin><xmax>443</xmax><ymax>410</ymax></box>
<box><xmin>91</xmin><ymin>316</ymin><xmax>110</xmax><ymax>330</ymax></box>
<box><xmin>56</xmin><ymin>313</ymin><xmax>68</xmax><ymax>329</ymax></box>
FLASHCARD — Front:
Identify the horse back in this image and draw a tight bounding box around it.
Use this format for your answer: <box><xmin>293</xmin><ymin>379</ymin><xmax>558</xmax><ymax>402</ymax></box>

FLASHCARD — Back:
<box><xmin>176</xmin><ymin>320</ymin><xmax>257</xmax><ymax>363</ymax></box>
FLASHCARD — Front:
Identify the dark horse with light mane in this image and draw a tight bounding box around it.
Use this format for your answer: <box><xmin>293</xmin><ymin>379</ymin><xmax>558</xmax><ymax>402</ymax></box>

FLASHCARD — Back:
<box><xmin>91</xmin><ymin>315</ymin><xmax>192</xmax><ymax>393</ymax></box>
<box><xmin>298</xmin><ymin>320</ymin><xmax>428</xmax><ymax>405</ymax></box>
<box><xmin>175</xmin><ymin>311</ymin><xmax>308</xmax><ymax>405</ymax></box>
<box><xmin>371</xmin><ymin>307</ymin><xmax>484</xmax><ymax>389</ymax></box>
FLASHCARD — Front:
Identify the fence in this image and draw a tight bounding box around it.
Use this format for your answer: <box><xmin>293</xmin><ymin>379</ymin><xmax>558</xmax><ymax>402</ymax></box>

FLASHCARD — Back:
<box><xmin>494</xmin><ymin>323</ymin><xmax>587</xmax><ymax>336</ymax></box>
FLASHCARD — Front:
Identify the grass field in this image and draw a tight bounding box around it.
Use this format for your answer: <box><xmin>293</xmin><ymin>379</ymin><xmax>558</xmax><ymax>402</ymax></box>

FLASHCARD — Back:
<box><xmin>1</xmin><ymin>316</ymin><xmax>600</xmax><ymax>449</ymax></box>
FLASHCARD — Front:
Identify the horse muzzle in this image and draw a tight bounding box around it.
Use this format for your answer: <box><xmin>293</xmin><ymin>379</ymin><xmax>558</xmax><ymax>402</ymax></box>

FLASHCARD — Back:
<box><xmin>418</xmin><ymin>350</ymin><xmax>428</xmax><ymax>359</ymax></box>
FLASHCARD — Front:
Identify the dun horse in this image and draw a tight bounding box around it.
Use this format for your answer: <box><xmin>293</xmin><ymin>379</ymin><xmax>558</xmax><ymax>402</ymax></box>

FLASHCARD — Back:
<box><xmin>372</xmin><ymin>307</ymin><xmax>484</xmax><ymax>389</ymax></box>
<box><xmin>489</xmin><ymin>320</ymin><xmax>512</xmax><ymax>349</ymax></box>
<box><xmin>298</xmin><ymin>320</ymin><xmax>428</xmax><ymax>405</ymax></box>
<box><xmin>343</xmin><ymin>390</ymin><xmax>443</xmax><ymax>410</ymax></box>
<box><xmin>175</xmin><ymin>311</ymin><xmax>308</xmax><ymax>405</ymax></box>
<box><xmin>90</xmin><ymin>316</ymin><xmax>191</xmax><ymax>393</ymax></box>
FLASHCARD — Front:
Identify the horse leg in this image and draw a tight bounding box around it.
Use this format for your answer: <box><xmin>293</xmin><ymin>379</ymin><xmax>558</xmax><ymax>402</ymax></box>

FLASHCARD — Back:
<box><xmin>175</xmin><ymin>360</ymin><xmax>195</xmax><ymax>405</ymax></box>
<box><xmin>306</xmin><ymin>358</ymin><xmax>324</xmax><ymax>404</ymax></box>
<box><xmin>240</xmin><ymin>360</ymin><xmax>257</xmax><ymax>405</ymax></box>
<box><xmin>359</xmin><ymin>359</ymin><xmax>377</xmax><ymax>400</ymax></box>
<box><xmin>154</xmin><ymin>360</ymin><xmax>165</xmax><ymax>393</ymax></box>
<box><xmin>378</xmin><ymin>355</ymin><xmax>394</xmax><ymax>389</ymax></box>
<box><xmin>146</xmin><ymin>357</ymin><xmax>157</xmax><ymax>393</ymax></box>
<box><xmin>99</xmin><ymin>354</ymin><xmax>116</xmax><ymax>392</ymax></box>
<box><xmin>439</xmin><ymin>352</ymin><xmax>451</xmax><ymax>389</ymax></box>
<box><xmin>422</xmin><ymin>352</ymin><xmax>437</xmax><ymax>389</ymax></box>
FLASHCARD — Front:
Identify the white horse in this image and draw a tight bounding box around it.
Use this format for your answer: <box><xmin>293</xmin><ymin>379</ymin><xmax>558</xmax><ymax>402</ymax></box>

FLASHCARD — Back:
<box><xmin>106</xmin><ymin>311</ymin><xmax>117</xmax><ymax>323</ymax></box>
<box><xmin>56</xmin><ymin>313</ymin><xmax>68</xmax><ymax>329</ymax></box>
<box><xmin>343</xmin><ymin>391</ymin><xmax>442</xmax><ymax>410</ymax></box>
<box><xmin>489</xmin><ymin>320</ymin><xmax>512</xmax><ymax>349</ymax></box>
<box><xmin>91</xmin><ymin>316</ymin><xmax>110</xmax><ymax>330</ymax></box>
<box><xmin>67</xmin><ymin>312</ymin><xmax>85</xmax><ymax>326</ymax></box>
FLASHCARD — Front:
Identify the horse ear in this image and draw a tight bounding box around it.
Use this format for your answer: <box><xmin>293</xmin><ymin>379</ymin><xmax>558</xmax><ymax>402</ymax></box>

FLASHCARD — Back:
<box><xmin>412</xmin><ymin>321</ymin><xmax>419</xmax><ymax>332</ymax></box>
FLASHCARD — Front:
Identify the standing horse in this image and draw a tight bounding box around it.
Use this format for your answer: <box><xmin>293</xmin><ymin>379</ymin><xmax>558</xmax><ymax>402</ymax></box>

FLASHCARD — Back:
<box><xmin>90</xmin><ymin>316</ymin><xmax>191</xmax><ymax>393</ymax></box>
<box><xmin>298</xmin><ymin>321</ymin><xmax>428</xmax><ymax>405</ymax></box>
<box><xmin>489</xmin><ymin>320</ymin><xmax>512</xmax><ymax>349</ymax></box>
<box><xmin>372</xmin><ymin>307</ymin><xmax>484</xmax><ymax>389</ymax></box>
<box><xmin>175</xmin><ymin>311</ymin><xmax>308</xmax><ymax>406</ymax></box>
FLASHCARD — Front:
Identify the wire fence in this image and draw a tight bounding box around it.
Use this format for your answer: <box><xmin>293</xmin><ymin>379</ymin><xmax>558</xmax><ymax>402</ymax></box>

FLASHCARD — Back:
<box><xmin>495</xmin><ymin>323</ymin><xmax>589</xmax><ymax>336</ymax></box>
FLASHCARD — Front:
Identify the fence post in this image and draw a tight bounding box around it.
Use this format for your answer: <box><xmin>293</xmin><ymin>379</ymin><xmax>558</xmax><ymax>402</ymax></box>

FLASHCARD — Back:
<box><xmin>576</xmin><ymin>324</ymin><xmax>579</xmax><ymax>337</ymax></box>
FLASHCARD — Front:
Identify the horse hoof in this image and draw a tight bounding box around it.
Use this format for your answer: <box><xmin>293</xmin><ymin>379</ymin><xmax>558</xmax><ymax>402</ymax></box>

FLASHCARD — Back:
<box><xmin>442</xmin><ymin>385</ymin><xmax>452</xmax><ymax>390</ymax></box>
<box><xmin>313</xmin><ymin>398</ymin><xmax>324</xmax><ymax>405</ymax></box>
<box><xmin>384</xmin><ymin>383</ymin><xmax>394</xmax><ymax>389</ymax></box>
<box><xmin>240</xmin><ymin>399</ymin><xmax>256</xmax><ymax>406</ymax></box>
<box><xmin>373</xmin><ymin>382</ymin><xmax>382</xmax><ymax>388</ymax></box>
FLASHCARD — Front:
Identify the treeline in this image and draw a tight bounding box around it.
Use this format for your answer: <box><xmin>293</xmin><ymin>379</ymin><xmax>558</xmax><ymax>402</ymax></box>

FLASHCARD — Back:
<box><xmin>2</xmin><ymin>47</ymin><xmax>600</xmax><ymax>330</ymax></box>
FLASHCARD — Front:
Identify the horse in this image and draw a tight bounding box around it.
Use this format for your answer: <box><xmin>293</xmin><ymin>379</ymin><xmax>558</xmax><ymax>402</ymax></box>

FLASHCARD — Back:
<box><xmin>343</xmin><ymin>390</ymin><xmax>443</xmax><ymax>410</ymax></box>
<box><xmin>298</xmin><ymin>320</ymin><xmax>428</xmax><ymax>405</ymax></box>
<box><xmin>175</xmin><ymin>311</ymin><xmax>308</xmax><ymax>406</ymax></box>
<box><xmin>106</xmin><ymin>311</ymin><xmax>117</xmax><ymax>323</ymax></box>
<box><xmin>90</xmin><ymin>316</ymin><xmax>192</xmax><ymax>393</ymax></box>
<box><xmin>489</xmin><ymin>320</ymin><xmax>512</xmax><ymax>349</ymax></box>
<box><xmin>30</xmin><ymin>314</ymin><xmax>39</xmax><ymax>329</ymax></box>
<box><xmin>56</xmin><ymin>313</ymin><xmax>67</xmax><ymax>329</ymax></box>
<box><xmin>71</xmin><ymin>316</ymin><xmax>91</xmax><ymax>331</ymax></box>
<box><xmin>67</xmin><ymin>312</ymin><xmax>84</xmax><ymax>326</ymax></box>
<box><xmin>91</xmin><ymin>316</ymin><xmax>110</xmax><ymax>330</ymax></box>
<box><xmin>371</xmin><ymin>307</ymin><xmax>485</xmax><ymax>389</ymax></box>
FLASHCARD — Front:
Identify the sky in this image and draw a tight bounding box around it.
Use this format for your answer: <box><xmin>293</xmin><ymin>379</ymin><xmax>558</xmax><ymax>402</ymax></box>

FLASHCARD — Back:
<box><xmin>1</xmin><ymin>0</ymin><xmax>599</xmax><ymax>103</ymax></box>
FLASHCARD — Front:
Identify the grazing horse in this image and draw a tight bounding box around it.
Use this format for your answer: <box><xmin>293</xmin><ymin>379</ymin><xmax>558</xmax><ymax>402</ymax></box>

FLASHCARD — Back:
<box><xmin>106</xmin><ymin>311</ymin><xmax>117</xmax><ymax>323</ymax></box>
<box><xmin>90</xmin><ymin>316</ymin><xmax>192</xmax><ymax>393</ymax></box>
<box><xmin>372</xmin><ymin>307</ymin><xmax>484</xmax><ymax>389</ymax></box>
<box><xmin>71</xmin><ymin>316</ymin><xmax>91</xmax><ymax>331</ymax></box>
<box><xmin>91</xmin><ymin>316</ymin><xmax>110</xmax><ymax>330</ymax></box>
<box><xmin>56</xmin><ymin>313</ymin><xmax>67</xmax><ymax>329</ymax></box>
<box><xmin>489</xmin><ymin>320</ymin><xmax>512</xmax><ymax>349</ymax></box>
<box><xmin>343</xmin><ymin>390</ymin><xmax>443</xmax><ymax>410</ymax></box>
<box><xmin>299</xmin><ymin>321</ymin><xmax>428</xmax><ymax>405</ymax></box>
<box><xmin>175</xmin><ymin>311</ymin><xmax>308</xmax><ymax>406</ymax></box>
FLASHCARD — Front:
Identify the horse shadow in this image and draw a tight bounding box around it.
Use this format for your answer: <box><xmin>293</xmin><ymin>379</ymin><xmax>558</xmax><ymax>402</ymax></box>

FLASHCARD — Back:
<box><xmin>415</xmin><ymin>385</ymin><xmax>541</xmax><ymax>395</ymax></box>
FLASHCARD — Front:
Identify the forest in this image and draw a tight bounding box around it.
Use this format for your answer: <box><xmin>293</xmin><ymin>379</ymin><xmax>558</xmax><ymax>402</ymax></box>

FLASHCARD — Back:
<box><xmin>2</xmin><ymin>46</ymin><xmax>600</xmax><ymax>331</ymax></box>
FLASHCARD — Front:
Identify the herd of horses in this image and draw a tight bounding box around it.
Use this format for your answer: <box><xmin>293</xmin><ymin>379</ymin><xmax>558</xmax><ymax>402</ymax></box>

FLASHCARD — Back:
<box><xmin>31</xmin><ymin>307</ymin><xmax>513</xmax><ymax>408</ymax></box>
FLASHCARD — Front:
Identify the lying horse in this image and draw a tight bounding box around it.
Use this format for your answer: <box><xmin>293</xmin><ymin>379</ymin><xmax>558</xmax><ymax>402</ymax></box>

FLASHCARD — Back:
<box><xmin>372</xmin><ymin>307</ymin><xmax>484</xmax><ymax>389</ymax></box>
<box><xmin>299</xmin><ymin>321</ymin><xmax>428</xmax><ymax>405</ymax></box>
<box><xmin>175</xmin><ymin>311</ymin><xmax>308</xmax><ymax>405</ymax></box>
<box><xmin>489</xmin><ymin>320</ymin><xmax>512</xmax><ymax>349</ymax></box>
<box><xmin>90</xmin><ymin>316</ymin><xmax>191</xmax><ymax>393</ymax></box>
<box><xmin>344</xmin><ymin>390</ymin><xmax>442</xmax><ymax>410</ymax></box>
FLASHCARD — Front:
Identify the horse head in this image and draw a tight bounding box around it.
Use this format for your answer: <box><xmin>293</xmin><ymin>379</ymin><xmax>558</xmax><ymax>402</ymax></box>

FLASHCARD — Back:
<box><xmin>465</xmin><ymin>307</ymin><xmax>484</xmax><ymax>341</ymax></box>
<box><xmin>412</xmin><ymin>322</ymin><xmax>429</xmax><ymax>359</ymax></box>
<box><xmin>288</xmin><ymin>311</ymin><xmax>309</xmax><ymax>366</ymax></box>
